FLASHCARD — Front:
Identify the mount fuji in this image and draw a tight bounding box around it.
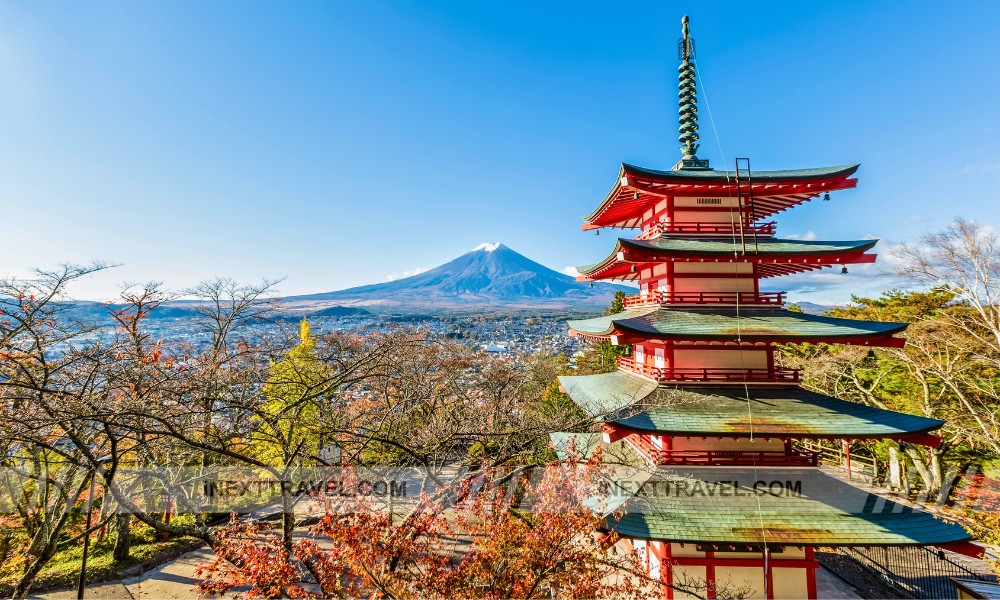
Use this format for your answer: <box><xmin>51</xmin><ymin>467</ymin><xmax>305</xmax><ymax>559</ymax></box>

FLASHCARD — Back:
<box><xmin>283</xmin><ymin>243</ymin><xmax>633</xmax><ymax>313</ymax></box>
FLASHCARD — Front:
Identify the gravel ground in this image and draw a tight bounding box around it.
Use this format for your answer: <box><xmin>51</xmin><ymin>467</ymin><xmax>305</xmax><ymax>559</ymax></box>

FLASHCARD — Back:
<box><xmin>817</xmin><ymin>550</ymin><xmax>910</xmax><ymax>599</ymax></box>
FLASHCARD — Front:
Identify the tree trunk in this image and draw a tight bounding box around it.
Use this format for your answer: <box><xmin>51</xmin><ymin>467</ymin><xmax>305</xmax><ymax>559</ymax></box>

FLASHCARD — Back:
<box><xmin>96</xmin><ymin>488</ymin><xmax>111</xmax><ymax>542</ymax></box>
<box><xmin>282</xmin><ymin>489</ymin><xmax>295</xmax><ymax>555</ymax></box>
<box><xmin>12</xmin><ymin>541</ymin><xmax>58</xmax><ymax>599</ymax></box>
<box><xmin>888</xmin><ymin>445</ymin><xmax>902</xmax><ymax>491</ymax></box>
<box><xmin>903</xmin><ymin>445</ymin><xmax>939</xmax><ymax>496</ymax></box>
<box><xmin>112</xmin><ymin>513</ymin><xmax>131</xmax><ymax>563</ymax></box>
<box><xmin>927</xmin><ymin>450</ymin><xmax>944</xmax><ymax>500</ymax></box>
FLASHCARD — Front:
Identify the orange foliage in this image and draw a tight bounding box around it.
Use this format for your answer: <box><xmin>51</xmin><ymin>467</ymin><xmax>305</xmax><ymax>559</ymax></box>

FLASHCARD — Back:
<box><xmin>197</xmin><ymin>450</ymin><xmax>646</xmax><ymax>599</ymax></box>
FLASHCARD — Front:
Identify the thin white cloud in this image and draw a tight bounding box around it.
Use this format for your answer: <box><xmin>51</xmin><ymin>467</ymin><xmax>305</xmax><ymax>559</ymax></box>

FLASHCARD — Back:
<box><xmin>960</xmin><ymin>162</ymin><xmax>1000</xmax><ymax>175</ymax></box>
<box><xmin>562</xmin><ymin>266</ymin><xmax>581</xmax><ymax>277</ymax></box>
<box><xmin>769</xmin><ymin>260</ymin><xmax>906</xmax><ymax>305</ymax></box>
<box><xmin>386</xmin><ymin>267</ymin><xmax>428</xmax><ymax>282</ymax></box>
<box><xmin>784</xmin><ymin>231</ymin><xmax>817</xmax><ymax>241</ymax></box>
<box><xmin>900</xmin><ymin>215</ymin><xmax>931</xmax><ymax>226</ymax></box>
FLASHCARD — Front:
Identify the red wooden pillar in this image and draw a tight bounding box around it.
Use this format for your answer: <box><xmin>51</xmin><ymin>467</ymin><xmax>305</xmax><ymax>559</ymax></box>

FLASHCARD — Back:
<box><xmin>805</xmin><ymin>547</ymin><xmax>818</xmax><ymax>598</ymax></box>
<box><xmin>764</xmin><ymin>550</ymin><xmax>774</xmax><ymax>599</ymax></box>
<box><xmin>664</xmin><ymin>542</ymin><xmax>674</xmax><ymax>600</ymax></box>
<box><xmin>705</xmin><ymin>550</ymin><xmax>717</xmax><ymax>599</ymax></box>
<box><xmin>842</xmin><ymin>439</ymin><xmax>852</xmax><ymax>479</ymax></box>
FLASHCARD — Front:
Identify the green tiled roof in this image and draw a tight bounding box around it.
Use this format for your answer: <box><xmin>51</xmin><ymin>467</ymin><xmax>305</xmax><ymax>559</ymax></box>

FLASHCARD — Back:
<box><xmin>558</xmin><ymin>371</ymin><xmax>943</xmax><ymax>438</ymax></box>
<box><xmin>549</xmin><ymin>432</ymin><xmax>652</xmax><ymax>516</ymax></box>
<box><xmin>558</xmin><ymin>372</ymin><xmax>659</xmax><ymax>417</ymax></box>
<box><xmin>549</xmin><ymin>434</ymin><xmax>970</xmax><ymax>547</ymax></box>
<box><xmin>567</xmin><ymin>307</ymin><xmax>907</xmax><ymax>341</ymax></box>
<box><xmin>605</xmin><ymin>466</ymin><xmax>971</xmax><ymax>547</ymax></box>
<box><xmin>622</xmin><ymin>236</ymin><xmax>876</xmax><ymax>257</ymax></box>
<box><xmin>623</xmin><ymin>163</ymin><xmax>860</xmax><ymax>182</ymax></box>
<box><xmin>578</xmin><ymin>237</ymin><xmax>877</xmax><ymax>275</ymax></box>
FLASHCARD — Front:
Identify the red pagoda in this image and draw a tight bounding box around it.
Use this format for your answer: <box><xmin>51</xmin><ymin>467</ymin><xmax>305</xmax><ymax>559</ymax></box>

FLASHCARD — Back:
<box><xmin>551</xmin><ymin>16</ymin><xmax>979</xmax><ymax>600</ymax></box>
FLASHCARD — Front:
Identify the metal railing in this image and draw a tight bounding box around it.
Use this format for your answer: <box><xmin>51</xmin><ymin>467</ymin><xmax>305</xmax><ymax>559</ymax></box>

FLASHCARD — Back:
<box><xmin>637</xmin><ymin>221</ymin><xmax>776</xmax><ymax>239</ymax></box>
<box><xmin>622</xmin><ymin>290</ymin><xmax>785</xmax><ymax>308</ymax></box>
<box><xmin>797</xmin><ymin>439</ymin><xmax>879</xmax><ymax>483</ymax></box>
<box><xmin>841</xmin><ymin>545</ymin><xmax>996</xmax><ymax>599</ymax></box>
<box><xmin>625</xmin><ymin>435</ymin><xmax>817</xmax><ymax>466</ymax></box>
<box><xmin>617</xmin><ymin>357</ymin><xmax>801</xmax><ymax>384</ymax></box>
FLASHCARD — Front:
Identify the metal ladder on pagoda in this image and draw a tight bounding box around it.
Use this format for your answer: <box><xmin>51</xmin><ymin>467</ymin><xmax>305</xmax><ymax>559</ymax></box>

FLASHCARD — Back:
<box><xmin>734</xmin><ymin>157</ymin><xmax>760</xmax><ymax>255</ymax></box>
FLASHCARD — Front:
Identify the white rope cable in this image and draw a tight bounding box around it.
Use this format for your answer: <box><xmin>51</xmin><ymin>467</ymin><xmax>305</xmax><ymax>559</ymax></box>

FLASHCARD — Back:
<box><xmin>695</xmin><ymin>63</ymin><xmax>771</xmax><ymax>588</ymax></box>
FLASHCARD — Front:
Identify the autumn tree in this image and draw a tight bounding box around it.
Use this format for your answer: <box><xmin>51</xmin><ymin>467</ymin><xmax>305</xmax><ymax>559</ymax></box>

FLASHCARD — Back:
<box><xmin>196</xmin><ymin>449</ymin><xmax>650</xmax><ymax>599</ymax></box>
<box><xmin>2</xmin><ymin>268</ymin><xmax>629</xmax><ymax>597</ymax></box>
<box><xmin>0</xmin><ymin>263</ymin><xmax>121</xmax><ymax>597</ymax></box>
<box><xmin>253</xmin><ymin>318</ymin><xmax>330</xmax><ymax>467</ymax></box>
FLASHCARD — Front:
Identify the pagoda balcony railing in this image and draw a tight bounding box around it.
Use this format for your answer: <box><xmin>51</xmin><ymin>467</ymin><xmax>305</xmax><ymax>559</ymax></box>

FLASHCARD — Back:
<box><xmin>637</xmin><ymin>221</ymin><xmax>776</xmax><ymax>239</ymax></box>
<box><xmin>617</xmin><ymin>357</ymin><xmax>801</xmax><ymax>385</ymax></box>
<box><xmin>625</xmin><ymin>436</ymin><xmax>818</xmax><ymax>467</ymax></box>
<box><xmin>622</xmin><ymin>290</ymin><xmax>785</xmax><ymax>308</ymax></box>
<box><xmin>655</xmin><ymin>449</ymin><xmax>818</xmax><ymax>466</ymax></box>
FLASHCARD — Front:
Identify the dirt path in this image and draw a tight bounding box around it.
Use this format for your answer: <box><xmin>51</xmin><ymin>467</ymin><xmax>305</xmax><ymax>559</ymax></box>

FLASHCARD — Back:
<box><xmin>30</xmin><ymin>548</ymin><xmax>212</xmax><ymax>600</ymax></box>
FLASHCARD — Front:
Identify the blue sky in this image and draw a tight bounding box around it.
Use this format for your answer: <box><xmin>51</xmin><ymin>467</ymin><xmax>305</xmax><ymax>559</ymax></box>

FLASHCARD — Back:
<box><xmin>2</xmin><ymin>1</ymin><xmax>998</xmax><ymax>303</ymax></box>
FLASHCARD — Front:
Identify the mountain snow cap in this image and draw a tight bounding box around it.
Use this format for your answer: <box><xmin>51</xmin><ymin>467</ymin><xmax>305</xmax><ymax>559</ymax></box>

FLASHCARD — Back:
<box><xmin>472</xmin><ymin>242</ymin><xmax>502</xmax><ymax>252</ymax></box>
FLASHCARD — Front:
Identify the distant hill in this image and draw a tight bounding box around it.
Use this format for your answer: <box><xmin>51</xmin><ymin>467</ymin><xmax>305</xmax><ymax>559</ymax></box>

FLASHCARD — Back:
<box><xmin>282</xmin><ymin>243</ymin><xmax>633</xmax><ymax>313</ymax></box>
<box><xmin>48</xmin><ymin>301</ymin><xmax>202</xmax><ymax>323</ymax></box>
<box><xmin>788</xmin><ymin>301</ymin><xmax>842</xmax><ymax>315</ymax></box>
<box><xmin>309</xmin><ymin>306</ymin><xmax>370</xmax><ymax>317</ymax></box>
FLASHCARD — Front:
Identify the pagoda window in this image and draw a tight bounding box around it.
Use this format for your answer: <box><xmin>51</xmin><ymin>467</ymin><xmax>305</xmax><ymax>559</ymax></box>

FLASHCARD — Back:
<box><xmin>653</xmin><ymin>347</ymin><xmax>666</xmax><ymax>369</ymax></box>
<box><xmin>651</xmin><ymin>434</ymin><xmax>663</xmax><ymax>450</ymax></box>
<box><xmin>635</xmin><ymin>344</ymin><xmax>646</xmax><ymax>366</ymax></box>
<box><xmin>675</xmin><ymin>196</ymin><xmax>741</xmax><ymax>208</ymax></box>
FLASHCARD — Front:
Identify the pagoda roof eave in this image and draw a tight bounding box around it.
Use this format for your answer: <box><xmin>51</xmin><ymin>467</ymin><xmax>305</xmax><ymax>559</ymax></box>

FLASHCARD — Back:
<box><xmin>604</xmin><ymin>466</ymin><xmax>973</xmax><ymax>548</ymax></box>
<box><xmin>583</xmin><ymin>163</ymin><xmax>860</xmax><ymax>230</ymax></box>
<box><xmin>622</xmin><ymin>162</ymin><xmax>860</xmax><ymax>183</ymax></box>
<box><xmin>550</xmin><ymin>434</ymin><xmax>972</xmax><ymax>549</ymax></box>
<box><xmin>567</xmin><ymin>307</ymin><xmax>908</xmax><ymax>344</ymax></box>
<box><xmin>576</xmin><ymin>237</ymin><xmax>879</xmax><ymax>280</ymax></box>
<box><xmin>558</xmin><ymin>371</ymin><xmax>944</xmax><ymax>439</ymax></box>
<box><xmin>619</xmin><ymin>236</ymin><xmax>878</xmax><ymax>258</ymax></box>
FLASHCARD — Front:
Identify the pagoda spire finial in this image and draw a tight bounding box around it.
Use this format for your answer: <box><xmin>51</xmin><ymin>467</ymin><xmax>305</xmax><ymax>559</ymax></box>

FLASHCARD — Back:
<box><xmin>673</xmin><ymin>15</ymin><xmax>712</xmax><ymax>171</ymax></box>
